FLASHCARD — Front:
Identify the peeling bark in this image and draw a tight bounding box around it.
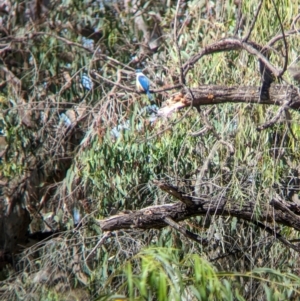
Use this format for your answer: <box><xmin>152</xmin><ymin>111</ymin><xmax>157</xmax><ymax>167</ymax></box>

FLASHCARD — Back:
<box><xmin>98</xmin><ymin>181</ymin><xmax>300</xmax><ymax>234</ymax></box>
<box><xmin>158</xmin><ymin>85</ymin><xmax>300</xmax><ymax>116</ymax></box>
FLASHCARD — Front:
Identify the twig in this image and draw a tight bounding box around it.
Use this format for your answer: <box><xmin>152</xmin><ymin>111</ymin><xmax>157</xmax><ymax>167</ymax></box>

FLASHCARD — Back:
<box><xmin>220</xmin><ymin>140</ymin><xmax>235</xmax><ymax>156</ymax></box>
<box><xmin>210</xmin><ymin>237</ymin><xmax>273</xmax><ymax>262</ymax></box>
<box><xmin>199</xmin><ymin>109</ymin><xmax>221</xmax><ymax>140</ymax></box>
<box><xmin>253</xmin><ymin>220</ymin><xmax>300</xmax><ymax>253</ymax></box>
<box><xmin>270</xmin><ymin>198</ymin><xmax>300</xmax><ymax>223</ymax></box>
<box><xmin>291</xmin><ymin>14</ymin><xmax>300</xmax><ymax>31</ymax></box>
<box><xmin>173</xmin><ymin>0</ymin><xmax>185</xmax><ymax>85</ymax></box>
<box><xmin>284</xmin><ymin>109</ymin><xmax>297</xmax><ymax>141</ymax></box>
<box><xmin>190</xmin><ymin>126</ymin><xmax>211</xmax><ymax>137</ymax></box>
<box><xmin>233</xmin><ymin>0</ymin><xmax>243</xmax><ymax>36</ymax></box>
<box><xmin>256</xmin><ymin>104</ymin><xmax>286</xmax><ymax>131</ymax></box>
<box><xmin>91</xmin><ymin>70</ymin><xmax>135</xmax><ymax>93</ymax></box>
<box><xmin>271</xmin><ymin>0</ymin><xmax>288</xmax><ymax>77</ymax></box>
<box><xmin>153</xmin><ymin>180</ymin><xmax>194</xmax><ymax>206</ymax></box>
<box><xmin>152</xmin><ymin>84</ymin><xmax>183</xmax><ymax>93</ymax></box>
<box><xmin>164</xmin><ymin>216</ymin><xmax>208</xmax><ymax>245</ymax></box>
<box><xmin>85</xmin><ymin>232</ymin><xmax>112</xmax><ymax>261</ymax></box>
<box><xmin>266</xmin><ymin>29</ymin><xmax>297</xmax><ymax>49</ymax></box>
<box><xmin>243</xmin><ymin>0</ymin><xmax>263</xmax><ymax>42</ymax></box>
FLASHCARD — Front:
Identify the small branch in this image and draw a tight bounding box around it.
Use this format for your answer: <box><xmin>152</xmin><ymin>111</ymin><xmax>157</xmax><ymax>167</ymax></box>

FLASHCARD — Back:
<box><xmin>270</xmin><ymin>198</ymin><xmax>300</xmax><ymax>223</ymax></box>
<box><xmin>173</xmin><ymin>0</ymin><xmax>185</xmax><ymax>85</ymax></box>
<box><xmin>91</xmin><ymin>70</ymin><xmax>136</xmax><ymax>93</ymax></box>
<box><xmin>243</xmin><ymin>0</ymin><xmax>263</xmax><ymax>42</ymax></box>
<box><xmin>32</xmin><ymin>32</ymin><xmax>93</xmax><ymax>53</ymax></box>
<box><xmin>164</xmin><ymin>216</ymin><xmax>208</xmax><ymax>245</ymax></box>
<box><xmin>291</xmin><ymin>14</ymin><xmax>300</xmax><ymax>31</ymax></box>
<box><xmin>253</xmin><ymin>220</ymin><xmax>300</xmax><ymax>253</ymax></box>
<box><xmin>256</xmin><ymin>104</ymin><xmax>286</xmax><ymax>131</ymax></box>
<box><xmin>219</xmin><ymin>140</ymin><xmax>235</xmax><ymax>156</ymax></box>
<box><xmin>257</xmin><ymin>103</ymin><xmax>297</xmax><ymax>140</ymax></box>
<box><xmin>194</xmin><ymin>106</ymin><xmax>221</xmax><ymax>140</ymax></box>
<box><xmin>233</xmin><ymin>0</ymin><xmax>243</xmax><ymax>36</ymax></box>
<box><xmin>190</xmin><ymin>126</ymin><xmax>211</xmax><ymax>137</ymax></box>
<box><xmin>153</xmin><ymin>180</ymin><xmax>195</xmax><ymax>206</ymax></box>
<box><xmin>85</xmin><ymin>231</ymin><xmax>112</xmax><ymax>261</ymax></box>
<box><xmin>154</xmin><ymin>84</ymin><xmax>183</xmax><ymax>93</ymax></box>
<box><xmin>183</xmin><ymin>38</ymin><xmax>281</xmax><ymax>78</ymax></box>
<box><xmin>284</xmin><ymin>109</ymin><xmax>298</xmax><ymax>141</ymax></box>
<box><xmin>271</xmin><ymin>0</ymin><xmax>288</xmax><ymax>77</ymax></box>
<box><xmin>265</xmin><ymin>29</ymin><xmax>298</xmax><ymax>49</ymax></box>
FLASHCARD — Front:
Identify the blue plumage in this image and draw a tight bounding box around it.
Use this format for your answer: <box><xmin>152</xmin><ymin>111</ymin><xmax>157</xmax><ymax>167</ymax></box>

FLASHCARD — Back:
<box><xmin>136</xmin><ymin>69</ymin><xmax>153</xmax><ymax>100</ymax></box>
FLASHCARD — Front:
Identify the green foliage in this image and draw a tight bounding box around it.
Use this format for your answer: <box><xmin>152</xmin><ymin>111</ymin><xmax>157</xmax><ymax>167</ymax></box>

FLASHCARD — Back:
<box><xmin>80</xmin><ymin>110</ymin><xmax>199</xmax><ymax>214</ymax></box>
<box><xmin>1</xmin><ymin>0</ymin><xmax>300</xmax><ymax>301</ymax></box>
<box><xmin>93</xmin><ymin>248</ymin><xmax>300</xmax><ymax>300</ymax></box>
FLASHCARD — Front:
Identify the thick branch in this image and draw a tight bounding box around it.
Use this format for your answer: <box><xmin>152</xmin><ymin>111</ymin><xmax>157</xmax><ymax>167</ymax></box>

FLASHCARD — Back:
<box><xmin>183</xmin><ymin>38</ymin><xmax>281</xmax><ymax>77</ymax></box>
<box><xmin>158</xmin><ymin>85</ymin><xmax>300</xmax><ymax>116</ymax></box>
<box><xmin>98</xmin><ymin>195</ymin><xmax>300</xmax><ymax>233</ymax></box>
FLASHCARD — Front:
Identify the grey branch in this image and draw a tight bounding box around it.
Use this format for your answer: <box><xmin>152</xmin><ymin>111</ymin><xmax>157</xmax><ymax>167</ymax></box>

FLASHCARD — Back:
<box><xmin>158</xmin><ymin>85</ymin><xmax>300</xmax><ymax>117</ymax></box>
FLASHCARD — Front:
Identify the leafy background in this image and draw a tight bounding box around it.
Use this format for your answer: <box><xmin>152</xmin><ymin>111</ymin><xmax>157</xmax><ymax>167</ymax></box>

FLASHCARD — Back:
<box><xmin>1</xmin><ymin>0</ymin><xmax>300</xmax><ymax>300</ymax></box>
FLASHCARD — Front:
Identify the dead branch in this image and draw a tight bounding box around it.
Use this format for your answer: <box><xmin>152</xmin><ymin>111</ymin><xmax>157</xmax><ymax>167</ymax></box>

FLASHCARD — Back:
<box><xmin>270</xmin><ymin>0</ymin><xmax>288</xmax><ymax>78</ymax></box>
<box><xmin>164</xmin><ymin>216</ymin><xmax>208</xmax><ymax>245</ymax></box>
<box><xmin>158</xmin><ymin>85</ymin><xmax>300</xmax><ymax>117</ymax></box>
<box><xmin>97</xmin><ymin>180</ymin><xmax>300</xmax><ymax>253</ymax></box>
<box><xmin>183</xmin><ymin>38</ymin><xmax>281</xmax><ymax>77</ymax></box>
<box><xmin>243</xmin><ymin>0</ymin><xmax>263</xmax><ymax>42</ymax></box>
<box><xmin>98</xmin><ymin>181</ymin><xmax>300</xmax><ymax>233</ymax></box>
<box><xmin>173</xmin><ymin>0</ymin><xmax>185</xmax><ymax>85</ymax></box>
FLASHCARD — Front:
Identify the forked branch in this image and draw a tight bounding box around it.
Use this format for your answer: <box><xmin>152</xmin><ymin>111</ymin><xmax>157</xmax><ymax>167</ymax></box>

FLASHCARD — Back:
<box><xmin>158</xmin><ymin>85</ymin><xmax>300</xmax><ymax>117</ymax></box>
<box><xmin>98</xmin><ymin>181</ymin><xmax>300</xmax><ymax>252</ymax></box>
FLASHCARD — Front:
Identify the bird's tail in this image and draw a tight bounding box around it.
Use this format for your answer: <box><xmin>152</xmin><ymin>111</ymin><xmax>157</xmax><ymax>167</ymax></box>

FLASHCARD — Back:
<box><xmin>146</xmin><ymin>91</ymin><xmax>153</xmax><ymax>100</ymax></box>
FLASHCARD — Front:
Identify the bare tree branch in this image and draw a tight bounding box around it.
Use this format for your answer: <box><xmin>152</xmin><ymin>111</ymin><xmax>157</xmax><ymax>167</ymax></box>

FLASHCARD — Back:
<box><xmin>183</xmin><ymin>38</ymin><xmax>281</xmax><ymax>77</ymax></box>
<box><xmin>164</xmin><ymin>217</ymin><xmax>208</xmax><ymax>245</ymax></box>
<box><xmin>233</xmin><ymin>0</ymin><xmax>243</xmax><ymax>36</ymax></box>
<box><xmin>158</xmin><ymin>85</ymin><xmax>300</xmax><ymax>117</ymax></box>
<box><xmin>266</xmin><ymin>29</ymin><xmax>298</xmax><ymax>49</ymax></box>
<box><xmin>173</xmin><ymin>0</ymin><xmax>185</xmax><ymax>85</ymax></box>
<box><xmin>85</xmin><ymin>232</ymin><xmax>112</xmax><ymax>261</ymax></box>
<box><xmin>252</xmin><ymin>220</ymin><xmax>300</xmax><ymax>253</ymax></box>
<box><xmin>271</xmin><ymin>0</ymin><xmax>288</xmax><ymax>77</ymax></box>
<box><xmin>256</xmin><ymin>104</ymin><xmax>287</xmax><ymax>131</ymax></box>
<box><xmin>98</xmin><ymin>181</ymin><xmax>300</xmax><ymax>238</ymax></box>
<box><xmin>153</xmin><ymin>180</ymin><xmax>194</xmax><ymax>206</ymax></box>
<box><xmin>243</xmin><ymin>0</ymin><xmax>263</xmax><ymax>42</ymax></box>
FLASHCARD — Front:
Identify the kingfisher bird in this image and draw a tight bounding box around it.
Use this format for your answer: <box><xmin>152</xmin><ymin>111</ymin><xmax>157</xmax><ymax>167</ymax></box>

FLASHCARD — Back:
<box><xmin>136</xmin><ymin>69</ymin><xmax>153</xmax><ymax>100</ymax></box>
